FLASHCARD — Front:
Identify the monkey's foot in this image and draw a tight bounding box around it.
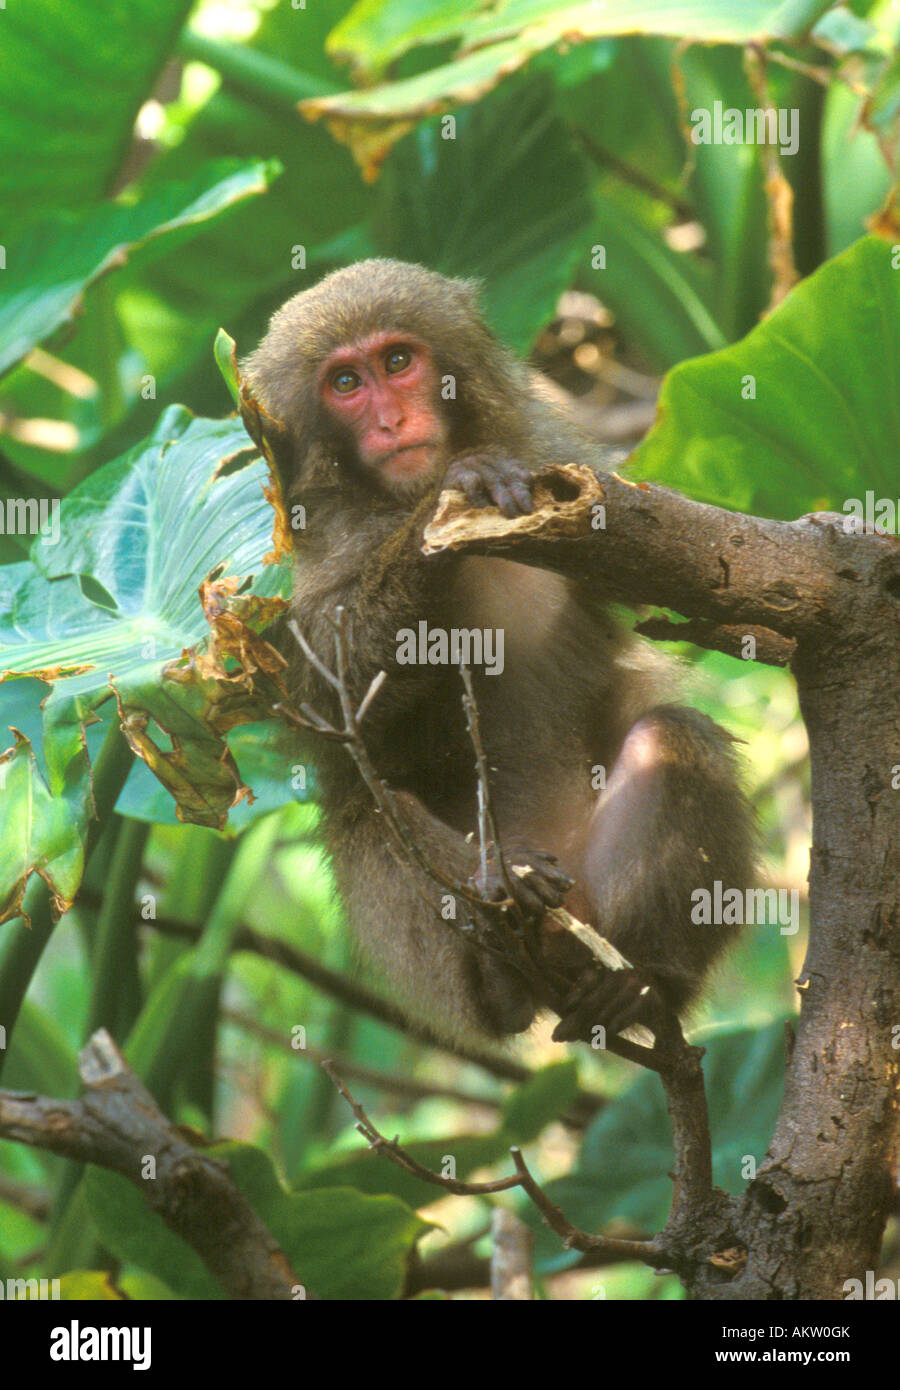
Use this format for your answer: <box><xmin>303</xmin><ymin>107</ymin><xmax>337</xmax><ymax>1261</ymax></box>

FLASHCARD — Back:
<box><xmin>473</xmin><ymin>847</ymin><xmax>575</xmax><ymax>921</ymax></box>
<box><xmin>444</xmin><ymin>453</ymin><xmax>534</xmax><ymax>518</ymax></box>
<box><xmin>551</xmin><ymin>965</ymin><xmax>665</xmax><ymax>1044</ymax></box>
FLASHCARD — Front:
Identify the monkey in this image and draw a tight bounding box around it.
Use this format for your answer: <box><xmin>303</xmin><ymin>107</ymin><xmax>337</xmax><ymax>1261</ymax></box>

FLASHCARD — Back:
<box><xmin>241</xmin><ymin>258</ymin><xmax>755</xmax><ymax>1047</ymax></box>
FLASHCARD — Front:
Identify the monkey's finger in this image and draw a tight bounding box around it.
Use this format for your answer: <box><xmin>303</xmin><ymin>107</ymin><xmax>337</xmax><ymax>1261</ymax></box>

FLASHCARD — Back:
<box><xmin>489</xmin><ymin>483</ymin><xmax>527</xmax><ymax>519</ymax></box>
<box><xmin>552</xmin><ymin>972</ymin><xmax>623</xmax><ymax>1041</ymax></box>
<box><xmin>449</xmin><ymin>464</ymin><xmax>493</xmax><ymax>509</ymax></box>
<box><xmin>463</xmin><ymin>479</ymin><xmax>495</xmax><ymax>509</ymax></box>
<box><xmin>488</xmin><ymin>474</ymin><xmax>533</xmax><ymax>517</ymax></box>
<box><xmin>509</xmin><ymin>877</ymin><xmax>551</xmax><ymax>918</ymax></box>
<box><xmin>509</xmin><ymin>864</ymin><xmax>568</xmax><ymax>908</ymax></box>
<box><xmin>473</xmin><ymin>459</ymin><xmax>532</xmax><ymax>517</ymax></box>
<box><xmin>552</xmin><ymin>1000</ymin><xmax>608</xmax><ymax>1043</ymax></box>
<box><xmin>510</xmin><ymin>848</ymin><xmax>574</xmax><ymax>887</ymax></box>
<box><xmin>505</xmin><ymin>477</ymin><xmax>534</xmax><ymax>515</ymax></box>
<box><xmin>553</xmin><ymin>976</ymin><xmax>593</xmax><ymax>1012</ymax></box>
<box><xmin>538</xmin><ymin>863</ymin><xmax>577</xmax><ymax>891</ymax></box>
<box><xmin>557</xmin><ymin>975</ymin><xmax>600</xmax><ymax>1018</ymax></box>
<box><xmin>517</xmin><ymin>888</ymin><xmax>550</xmax><ymax>919</ymax></box>
<box><xmin>531</xmin><ymin>875</ymin><xmax>569</xmax><ymax>907</ymax></box>
<box><xmin>493</xmin><ymin>458</ymin><xmax>532</xmax><ymax>484</ymax></box>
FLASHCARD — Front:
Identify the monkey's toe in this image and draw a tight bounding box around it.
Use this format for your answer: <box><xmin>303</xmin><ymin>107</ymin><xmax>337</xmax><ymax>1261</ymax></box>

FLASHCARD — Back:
<box><xmin>473</xmin><ymin>846</ymin><xmax>574</xmax><ymax>921</ymax></box>
<box><xmin>552</xmin><ymin>967</ymin><xmax>663</xmax><ymax>1044</ymax></box>
<box><xmin>505</xmin><ymin>847</ymin><xmax>575</xmax><ymax>917</ymax></box>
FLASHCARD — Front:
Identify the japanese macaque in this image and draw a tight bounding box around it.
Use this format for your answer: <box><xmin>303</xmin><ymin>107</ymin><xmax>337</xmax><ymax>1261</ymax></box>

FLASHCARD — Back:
<box><xmin>242</xmin><ymin>259</ymin><xmax>755</xmax><ymax>1045</ymax></box>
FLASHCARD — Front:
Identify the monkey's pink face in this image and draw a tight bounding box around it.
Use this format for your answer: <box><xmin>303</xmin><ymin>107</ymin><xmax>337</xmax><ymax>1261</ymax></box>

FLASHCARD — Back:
<box><xmin>318</xmin><ymin>332</ymin><xmax>448</xmax><ymax>483</ymax></box>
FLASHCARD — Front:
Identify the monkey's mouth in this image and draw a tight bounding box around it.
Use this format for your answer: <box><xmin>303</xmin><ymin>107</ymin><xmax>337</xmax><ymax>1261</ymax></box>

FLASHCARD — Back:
<box><xmin>377</xmin><ymin>441</ymin><xmax>440</xmax><ymax>476</ymax></box>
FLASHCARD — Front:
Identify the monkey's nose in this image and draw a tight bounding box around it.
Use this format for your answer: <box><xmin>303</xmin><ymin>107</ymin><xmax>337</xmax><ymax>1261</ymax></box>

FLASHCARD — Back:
<box><xmin>377</xmin><ymin>411</ymin><xmax>405</xmax><ymax>432</ymax></box>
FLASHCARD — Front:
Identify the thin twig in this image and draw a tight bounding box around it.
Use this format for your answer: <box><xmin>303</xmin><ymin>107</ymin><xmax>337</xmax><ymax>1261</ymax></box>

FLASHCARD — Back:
<box><xmin>459</xmin><ymin>662</ymin><xmax>512</xmax><ymax>902</ymax></box>
<box><xmin>322</xmin><ymin>1060</ymin><xmax>670</xmax><ymax>1268</ymax></box>
<box><xmin>281</xmin><ymin>613</ymin><xmax>486</xmax><ymax>908</ymax></box>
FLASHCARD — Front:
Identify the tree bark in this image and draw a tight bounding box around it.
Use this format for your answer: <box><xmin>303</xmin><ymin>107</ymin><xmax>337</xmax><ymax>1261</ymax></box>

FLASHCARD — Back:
<box><xmin>425</xmin><ymin>465</ymin><xmax>900</xmax><ymax>1299</ymax></box>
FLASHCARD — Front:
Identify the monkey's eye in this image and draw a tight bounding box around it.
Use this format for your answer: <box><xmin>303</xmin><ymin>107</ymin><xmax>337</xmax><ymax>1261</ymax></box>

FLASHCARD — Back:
<box><xmin>385</xmin><ymin>347</ymin><xmax>412</xmax><ymax>374</ymax></box>
<box><xmin>331</xmin><ymin>369</ymin><xmax>361</xmax><ymax>394</ymax></box>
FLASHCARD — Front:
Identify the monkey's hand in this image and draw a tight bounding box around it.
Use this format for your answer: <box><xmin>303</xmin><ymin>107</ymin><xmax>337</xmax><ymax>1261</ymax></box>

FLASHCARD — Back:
<box><xmin>551</xmin><ymin>964</ymin><xmax>665</xmax><ymax>1044</ymax></box>
<box><xmin>444</xmin><ymin>453</ymin><xmax>534</xmax><ymax>519</ymax></box>
<box><xmin>473</xmin><ymin>847</ymin><xmax>574</xmax><ymax>920</ymax></box>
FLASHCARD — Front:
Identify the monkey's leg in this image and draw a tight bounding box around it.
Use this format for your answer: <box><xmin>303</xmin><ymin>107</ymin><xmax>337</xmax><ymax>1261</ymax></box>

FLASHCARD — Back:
<box><xmin>552</xmin><ymin>705</ymin><xmax>755</xmax><ymax>1043</ymax></box>
<box><xmin>324</xmin><ymin>792</ymin><xmax>545</xmax><ymax>1042</ymax></box>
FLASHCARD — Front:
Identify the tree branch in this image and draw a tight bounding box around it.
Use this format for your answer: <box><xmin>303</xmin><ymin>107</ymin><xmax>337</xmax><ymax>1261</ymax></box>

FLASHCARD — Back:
<box><xmin>0</xmin><ymin>1030</ymin><xmax>301</xmax><ymax>1300</ymax></box>
<box><xmin>423</xmin><ymin>471</ymin><xmax>899</xmax><ymax>647</ymax></box>
<box><xmin>322</xmin><ymin>1061</ymin><xmax>669</xmax><ymax>1270</ymax></box>
<box><xmin>424</xmin><ymin>465</ymin><xmax>900</xmax><ymax>1298</ymax></box>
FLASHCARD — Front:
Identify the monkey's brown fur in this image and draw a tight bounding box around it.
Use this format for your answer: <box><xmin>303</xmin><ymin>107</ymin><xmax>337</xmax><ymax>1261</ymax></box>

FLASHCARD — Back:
<box><xmin>242</xmin><ymin>260</ymin><xmax>755</xmax><ymax>1044</ymax></box>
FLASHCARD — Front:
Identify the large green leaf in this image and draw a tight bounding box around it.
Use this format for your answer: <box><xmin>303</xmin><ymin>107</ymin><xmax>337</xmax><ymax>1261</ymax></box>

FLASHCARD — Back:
<box><xmin>84</xmin><ymin>1144</ymin><xmax>429</xmax><ymax>1300</ymax></box>
<box><xmin>305</xmin><ymin>0</ymin><xmax>834</xmax><ymax>171</ymax></box>
<box><xmin>373</xmin><ymin>76</ymin><xmax>593</xmax><ymax>351</ymax></box>
<box><xmin>462</xmin><ymin>0</ymin><xmax>834</xmax><ymax>47</ymax></box>
<box><xmin>0</xmin><ymin>407</ymin><xmax>289</xmax><ymax>917</ymax></box>
<box><xmin>630</xmin><ymin>236</ymin><xmax>900</xmax><ymax>517</ymax></box>
<box><xmin>0</xmin><ymin>999</ymin><xmax>78</xmax><ymax>1097</ymax></box>
<box><xmin>328</xmin><ymin>0</ymin><xmax>477</xmax><ymax>74</ymax></box>
<box><xmin>0</xmin><ymin>0</ymin><xmax>195</xmax><ymax>237</ymax></box>
<box><xmin>84</xmin><ymin>1166</ymin><xmax>223</xmax><ymax>1300</ymax></box>
<box><xmin>0</xmin><ymin>160</ymin><xmax>279</xmax><ymax>380</ymax></box>
<box><xmin>224</xmin><ymin>1144</ymin><xmax>430</xmax><ymax>1300</ymax></box>
<box><xmin>132</xmin><ymin>0</ymin><xmax>372</xmax><ymax>418</ymax></box>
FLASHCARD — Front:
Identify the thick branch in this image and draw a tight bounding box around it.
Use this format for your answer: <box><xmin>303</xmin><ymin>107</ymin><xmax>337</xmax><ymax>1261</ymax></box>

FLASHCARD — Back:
<box><xmin>0</xmin><ymin>1031</ymin><xmax>300</xmax><ymax>1300</ymax></box>
<box><xmin>423</xmin><ymin>470</ymin><xmax>900</xmax><ymax>649</ymax></box>
<box><xmin>427</xmin><ymin>465</ymin><xmax>900</xmax><ymax>1299</ymax></box>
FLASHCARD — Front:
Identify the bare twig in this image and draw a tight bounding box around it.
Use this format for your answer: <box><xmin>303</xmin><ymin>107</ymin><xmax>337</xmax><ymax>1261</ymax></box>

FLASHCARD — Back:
<box><xmin>322</xmin><ymin>1060</ymin><xmax>671</xmax><ymax>1269</ymax></box>
<box><xmin>280</xmin><ymin>613</ymin><xmax>486</xmax><ymax>908</ymax></box>
<box><xmin>459</xmin><ymin>662</ymin><xmax>514</xmax><ymax>904</ymax></box>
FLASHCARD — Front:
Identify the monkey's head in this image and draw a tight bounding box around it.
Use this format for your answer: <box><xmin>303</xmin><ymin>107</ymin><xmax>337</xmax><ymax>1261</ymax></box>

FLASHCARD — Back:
<box><xmin>241</xmin><ymin>259</ymin><xmax>526</xmax><ymax>497</ymax></box>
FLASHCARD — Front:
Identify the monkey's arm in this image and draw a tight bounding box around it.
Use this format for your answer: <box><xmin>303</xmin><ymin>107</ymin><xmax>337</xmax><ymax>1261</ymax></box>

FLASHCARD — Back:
<box><xmin>323</xmin><ymin>789</ymin><xmax>543</xmax><ymax>1040</ymax></box>
<box><xmin>289</xmin><ymin>488</ymin><xmax>451</xmax><ymax>720</ymax></box>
